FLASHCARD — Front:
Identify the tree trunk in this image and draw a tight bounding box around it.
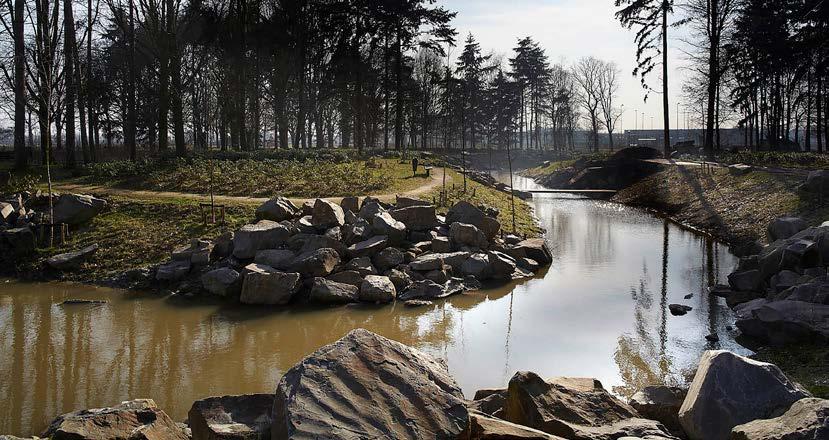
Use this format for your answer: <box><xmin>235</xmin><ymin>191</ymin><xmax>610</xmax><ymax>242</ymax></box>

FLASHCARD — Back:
<box><xmin>63</xmin><ymin>0</ymin><xmax>76</xmax><ymax>167</ymax></box>
<box><xmin>13</xmin><ymin>0</ymin><xmax>26</xmax><ymax>169</ymax></box>
<box><xmin>661</xmin><ymin>2</ymin><xmax>671</xmax><ymax>158</ymax></box>
<box><xmin>126</xmin><ymin>0</ymin><xmax>136</xmax><ymax>160</ymax></box>
<box><xmin>394</xmin><ymin>26</ymin><xmax>403</xmax><ymax>152</ymax></box>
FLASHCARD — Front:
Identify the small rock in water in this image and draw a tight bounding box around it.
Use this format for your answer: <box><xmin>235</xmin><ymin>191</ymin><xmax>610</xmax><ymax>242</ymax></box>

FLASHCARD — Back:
<box><xmin>684</xmin><ymin>293</ymin><xmax>693</xmax><ymax>299</ymax></box>
<box><xmin>405</xmin><ymin>299</ymin><xmax>433</xmax><ymax>307</ymax></box>
<box><xmin>669</xmin><ymin>304</ymin><xmax>693</xmax><ymax>316</ymax></box>
<box><xmin>705</xmin><ymin>333</ymin><xmax>720</xmax><ymax>342</ymax></box>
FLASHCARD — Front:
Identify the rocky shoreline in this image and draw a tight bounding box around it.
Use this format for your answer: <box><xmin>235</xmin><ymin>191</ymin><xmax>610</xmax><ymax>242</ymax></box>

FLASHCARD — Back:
<box><xmin>149</xmin><ymin>194</ymin><xmax>551</xmax><ymax>307</ymax></box>
<box><xmin>7</xmin><ymin>329</ymin><xmax>827</xmax><ymax>440</ymax></box>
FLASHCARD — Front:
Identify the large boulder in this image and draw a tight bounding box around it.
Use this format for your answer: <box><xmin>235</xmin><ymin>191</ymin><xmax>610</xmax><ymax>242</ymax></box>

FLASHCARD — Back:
<box><xmin>43</xmin><ymin>399</ymin><xmax>188</xmax><ymax>440</ymax></box>
<box><xmin>451</xmin><ymin>222</ymin><xmax>489</xmax><ymax>249</ymax></box>
<box><xmin>308</xmin><ymin>277</ymin><xmax>359</xmax><ymax>304</ymax></box>
<box><xmin>2</xmin><ymin>227</ymin><xmax>35</xmax><ymax>255</ymax></box>
<box><xmin>172</xmin><ymin>239</ymin><xmax>213</xmax><ymax>267</ymax></box>
<box><xmin>768</xmin><ymin>217</ymin><xmax>808</xmax><ymax>241</ymax></box>
<box><xmin>232</xmin><ymin>221</ymin><xmax>291</xmax><ymax>259</ymax></box>
<box><xmin>255</xmin><ymin>196</ymin><xmax>298</xmax><ymax>221</ymax></box>
<box><xmin>727</xmin><ymin>269</ymin><xmax>762</xmax><ymax>292</ymax></box>
<box><xmin>201</xmin><ymin>267</ymin><xmax>242</xmax><ymax>297</ymax></box>
<box><xmin>359</xmin><ymin>200</ymin><xmax>386</xmax><ymax>220</ymax></box>
<box><xmin>373</xmin><ymin>247</ymin><xmax>404</xmax><ymax>271</ymax></box>
<box><xmin>396</xmin><ymin>195</ymin><xmax>430</xmax><ymax>208</ymax></box>
<box><xmin>506</xmin><ymin>239</ymin><xmax>553</xmax><ymax>265</ymax></box>
<box><xmin>360</xmin><ymin>275</ymin><xmax>396</xmax><ymax>303</ymax></box>
<box><xmin>45</xmin><ymin>244</ymin><xmax>98</xmax><ymax>271</ymax></box>
<box><xmin>347</xmin><ymin>235</ymin><xmax>389</xmax><ymax>258</ymax></box>
<box><xmin>734</xmin><ymin>299</ymin><xmax>829</xmax><ymax>344</ymax></box>
<box><xmin>53</xmin><ymin>194</ymin><xmax>107</xmax><ymax>226</ymax></box>
<box><xmin>372</xmin><ymin>212</ymin><xmax>406</xmax><ymax>244</ymax></box>
<box><xmin>801</xmin><ymin>170</ymin><xmax>829</xmax><ymax>193</ymax></box>
<box><xmin>311</xmin><ymin>198</ymin><xmax>345</xmax><ymax>227</ymax></box>
<box><xmin>345</xmin><ymin>256</ymin><xmax>377</xmax><ymax>276</ymax></box>
<box><xmin>446</xmin><ymin>201</ymin><xmax>500</xmax><ymax>239</ymax></box>
<box><xmin>340</xmin><ymin>196</ymin><xmax>359</xmax><ymax>214</ymax></box>
<box><xmin>156</xmin><ymin>260</ymin><xmax>190</xmax><ymax>281</ymax></box>
<box><xmin>239</xmin><ymin>264</ymin><xmax>301</xmax><ymax>305</ymax></box>
<box><xmin>678</xmin><ymin>350</ymin><xmax>810</xmax><ymax>440</ymax></box>
<box><xmin>398</xmin><ymin>279</ymin><xmax>464</xmax><ymax>301</ymax></box>
<box><xmin>730</xmin><ymin>397</ymin><xmax>829</xmax><ymax>440</ymax></box>
<box><xmin>630</xmin><ymin>386</ymin><xmax>687</xmax><ymax>436</ymax></box>
<box><xmin>489</xmin><ymin>251</ymin><xmax>518</xmax><ymax>280</ymax></box>
<box><xmin>290</xmin><ymin>248</ymin><xmax>340</xmax><ymax>277</ymax></box>
<box><xmin>390</xmin><ymin>205</ymin><xmax>439</xmax><ymax>231</ymax></box>
<box><xmin>326</xmin><ymin>270</ymin><xmax>364</xmax><ymax>287</ymax></box>
<box><xmin>287</xmin><ymin>233</ymin><xmax>347</xmax><ymax>257</ymax></box>
<box><xmin>410</xmin><ymin>251</ymin><xmax>471</xmax><ymax>272</ymax></box>
<box><xmin>188</xmin><ymin>393</ymin><xmax>274</xmax><ymax>440</ymax></box>
<box><xmin>271</xmin><ymin>329</ymin><xmax>468</xmax><ymax>439</ymax></box>
<box><xmin>461</xmin><ymin>253</ymin><xmax>491</xmax><ymax>279</ymax></box>
<box><xmin>341</xmin><ymin>219</ymin><xmax>373</xmax><ymax>245</ymax></box>
<box><xmin>503</xmin><ymin>372</ymin><xmax>674</xmax><ymax>440</ymax></box>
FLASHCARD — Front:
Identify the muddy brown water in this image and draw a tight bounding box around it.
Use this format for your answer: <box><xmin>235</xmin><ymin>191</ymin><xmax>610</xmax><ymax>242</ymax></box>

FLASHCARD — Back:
<box><xmin>0</xmin><ymin>173</ymin><xmax>751</xmax><ymax>436</ymax></box>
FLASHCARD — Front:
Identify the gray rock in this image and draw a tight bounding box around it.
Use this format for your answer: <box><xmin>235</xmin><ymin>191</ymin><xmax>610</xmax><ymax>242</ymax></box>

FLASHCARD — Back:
<box><xmin>395</xmin><ymin>195</ymin><xmax>430</xmax><ymax>208</ymax></box>
<box><xmin>398</xmin><ymin>279</ymin><xmax>464</xmax><ymax>301</ymax></box>
<box><xmin>296</xmin><ymin>215</ymin><xmax>317</xmax><ymax>234</ymax></box>
<box><xmin>768</xmin><ymin>217</ymin><xmax>808</xmax><ymax>241</ymax></box>
<box><xmin>630</xmin><ymin>386</ymin><xmax>687</xmax><ymax>436</ymax></box>
<box><xmin>470</xmin><ymin>388</ymin><xmax>508</xmax><ymax>418</ymax></box>
<box><xmin>373</xmin><ymin>247</ymin><xmax>405</xmax><ymax>271</ymax></box>
<box><xmin>290</xmin><ymin>248</ymin><xmax>340</xmax><ymax>277</ymax></box>
<box><xmin>211</xmin><ymin>231</ymin><xmax>234</xmax><ymax>259</ymax></box>
<box><xmin>341</xmin><ymin>219</ymin><xmax>372</xmax><ymax>245</ymax></box>
<box><xmin>173</xmin><ymin>239</ymin><xmax>213</xmax><ymax>267</ymax></box>
<box><xmin>776</xmin><ymin>280</ymin><xmax>829</xmax><ymax>304</ymax></box>
<box><xmin>253</xmin><ymin>249</ymin><xmax>295</xmax><ymax>270</ymax></box>
<box><xmin>345</xmin><ymin>256</ymin><xmax>377</xmax><ymax>276</ymax></box>
<box><xmin>53</xmin><ymin>193</ymin><xmax>107</xmax><ymax>226</ymax></box>
<box><xmin>669</xmin><ymin>304</ymin><xmax>692</xmax><ymax>316</ymax></box>
<box><xmin>506</xmin><ymin>238</ymin><xmax>553</xmax><ymax>265</ymax></box>
<box><xmin>385</xmin><ymin>268</ymin><xmax>413</xmax><ymax>291</ymax></box>
<box><xmin>287</xmin><ymin>233</ymin><xmax>347</xmax><ymax>257</ymax></box>
<box><xmin>3</xmin><ymin>227</ymin><xmax>35</xmax><ymax>255</ymax></box>
<box><xmin>348</xmin><ymin>235</ymin><xmax>388</xmax><ymax>258</ymax></box>
<box><xmin>45</xmin><ymin>244</ymin><xmax>98</xmax><ymax>271</ymax></box>
<box><xmin>728</xmin><ymin>163</ymin><xmax>753</xmax><ymax>175</ymax></box>
<box><xmin>432</xmin><ymin>236</ymin><xmax>452</xmax><ymax>253</ymax></box>
<box><xmin>468</xmin><ymin>410</ymin><xmax>564</xmax><ymax>440</ymax></box>
<box><xmin>359</xmin><ymin>200</ymin><xmax>386</xmax><ymax>220</ymax></box>
<box><xmin>404</xmin><ymin>299</ymin><xmax>433</xmax><ymax>307</ymax></box>
<box><xmin>201</xmin><ymin>267</ymin><xmax>242</xmax><ymax>297</ymax></box>
<box><xmin>728</xmin><ymin>269</ymin><xmax>762</xmax><ymax>292</ymax></box>
<box><xmin>801</xmin><ymin>170</ymin><xmax>829</xmax><ymax>193</ymax></box>
<box><xmin>372</xmin><ymin>211</ymin><xmax>406</xmax><ymax>244</ymax></box>
<box><xmin>389</xmin><ymin>205</ymin><xmax>439</xmax><ymax>231</ymax></box>
<box><xmin>311</xmin><ymin>198</ymin><xmax>345</xmax><ymax>227</ymax></box>
<box><xmin>255</xmin><ymin>196</ymin><xmax>298</xmax><ymax>221</ymax></box>
<box><xmin>271</xmin><ymin>329</ymin><xmax>468</xmax><ymax>439</ymax></box>
<box><xmin>518</xmin><ymin>257</ymin><xmax>541</xmax><ymax>272</ymax></box>
<box><xmin>232</xmin><ymin>220</ymin><xmax>291</xmax><ymax>259</ymax></box>
<box><xmin>309</xmin><ymin>277</ymin><xmax>359</xmax><ymax>304</ymax></box>
<box><xmin>734</xmin><ymin>299</ymin><xmax>829</xmax><ymax>344</ymax></box>
<box><xmin>730</xmin><ymin>397</ymin><xmax>829</xmax><ymax>440</ymax></box>
<box><xmin>446</xmin><ymin>201</ymin><xmax>500</xmax><ymax>239</ymax></box>
<box><xmin>189</xmin><ymin>393</ymin><xmax>273</xmax><ymax>440</ymax></box>
<box><xmin>461</xmin><ymin>253</ymin><xmax>491</xmax><ymax>279</ymax></box>
<box><xmin>425</xmin><ymin>266</ymin><xmax>452</xmax><ymax>284</ymax></box>
<box><xmin>0</xmin><ymin>201</ymin><xmax>14</xmax><ymax>222</ymax></box>
<box><xmin>239</xmin><ymin>264</ymin><xmax>301</xmax><ymax>305</ymax></box>
<box><xmin>324</xmin><ymin>226</ymin><xmax>342</xmax><ymax>241</ymax></box>
<box><xmin>340</xmin><ymin>196</ymin><xmax>359</xmax><ymax>214</ymax></box>
<box><xmin>156</xmin><ymin>260</ymin><xmax>191</xmax><ymax>281</ymax></box>
<box><xmin>451</xmin><ymin>222</ymin><xmax>488</xmax><ymax>249</ymax></box>
<box><xmin>504</xmin><ymin>372</ymin><xmax>675</xmax><ymax>440</ymax></box>
<box><xmin>326</xmin><ymin>270</ymin><xmax>364</xmax><ymax>287</ymax></box>
<box><xmin>43</xmin><ymin>399</ymin><xmax>188</xmax><ymax>440</ymax></box>
<box><xmin>411</xmin><ymin>251</ymin><xmax>471</xmax><ymax>272</ymax></box>
<box><xmin>488</xmin><ymin>250</ymin><xmax>518</xmax><ymax>280</ymax></box>
<box><xmin>360</xmin><ymin>275</ymin><xmax>396</xmax><ymax>303</ymax></box>
<box><xmin>678</xmin><ymin>350</ymin><xmax>810</xmax><ymax>440</ymax></box>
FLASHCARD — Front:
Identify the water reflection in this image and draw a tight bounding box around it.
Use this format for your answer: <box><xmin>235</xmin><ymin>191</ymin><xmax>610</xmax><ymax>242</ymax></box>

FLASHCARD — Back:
<box><xmin>0</xmin><ymin>174</ymin><xmax>751</xmax><ymax>436</ymax></box>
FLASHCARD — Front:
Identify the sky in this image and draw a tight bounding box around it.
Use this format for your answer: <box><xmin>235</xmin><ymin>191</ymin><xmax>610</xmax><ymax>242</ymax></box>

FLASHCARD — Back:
<box><xmin>437</xmin><ymin>0</ymin><xmax>696</xmax><ymax>132</ymax></box>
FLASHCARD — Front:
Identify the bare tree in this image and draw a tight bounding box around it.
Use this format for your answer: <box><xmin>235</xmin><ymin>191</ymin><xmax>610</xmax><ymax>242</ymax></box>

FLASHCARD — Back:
<box><xmin>597</xmin><ymin>60</ymin><xmax>621</xmax><ymax>150</ymax></box>
<box><xmin>573</xmin><ymin>56</ymin><xmax>602</xmax><ymax>151</ymax></box>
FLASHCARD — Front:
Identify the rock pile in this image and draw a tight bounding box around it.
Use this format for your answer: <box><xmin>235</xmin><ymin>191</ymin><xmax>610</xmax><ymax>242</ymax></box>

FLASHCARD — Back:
<box><xmin>157</xmin><ymin>195</ymin><xmax>552</xmax><ymax>307</ymax></box>
<box><xmin>20</xmin><ymin>333</ymin><xmax>827</xmax><ymax>440</ymax></box>
<box><xmin>720</xmin><ymin>216</ymin><xmax>829</xmax><ymax>344</ymax></box>
<box><xmin>0</xmin><ymin>192</ymin><xmax>106</xmax><ymax>260</ymax></box>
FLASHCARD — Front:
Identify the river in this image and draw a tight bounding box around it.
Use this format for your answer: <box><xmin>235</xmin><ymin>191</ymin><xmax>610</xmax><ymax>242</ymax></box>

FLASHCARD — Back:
<box><xmin>0</xmin><ymin>173</ymin><xmax>751</xmax><ymax>436</ymax></box>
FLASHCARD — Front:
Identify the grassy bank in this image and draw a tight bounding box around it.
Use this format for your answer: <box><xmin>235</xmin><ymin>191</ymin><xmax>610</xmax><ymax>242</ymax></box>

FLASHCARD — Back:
<box><xmin>612</xmin><ymin>166</ymin><xmax>829</xmax><ymax>250</ymax></box>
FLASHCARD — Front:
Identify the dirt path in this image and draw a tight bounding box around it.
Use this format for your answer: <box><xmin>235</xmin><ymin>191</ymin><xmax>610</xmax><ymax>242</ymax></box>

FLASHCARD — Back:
<box><xmin>51</xmin><ymin>168</ymin><xmax>451</xmax><ymax>206</ymax></box>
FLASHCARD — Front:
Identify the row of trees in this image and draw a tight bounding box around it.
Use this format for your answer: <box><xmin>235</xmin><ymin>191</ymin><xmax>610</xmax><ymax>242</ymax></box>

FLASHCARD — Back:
<box><xmin>617</xmin><ymin>0</ymin><xmax>829</xmax><ymax>156</ymax></box>
<box><xmin>1</xmin><ymin>0</ymin><xmax>631</xmax><ymax>169</ymax></box>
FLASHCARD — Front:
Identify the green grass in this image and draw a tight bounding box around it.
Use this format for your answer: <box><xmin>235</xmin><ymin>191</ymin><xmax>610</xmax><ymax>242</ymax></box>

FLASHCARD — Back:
<box><xmin>423</xmin><ymin>168</ymin><xmax>542</xmax><ymax>238</ymax></box>
<box><xmin>521</xmin><ymin>159</ymin><xmax>575</xmax><ymax>177</ymax></box>
<box><xmin>11</xmin><ymin>196</ymin><xmax>254</xmax><ymax>282</ymax></box>
<box><xmin>70</xmin><ymin>157</ymin><xmax>430</xmax><ymax>198</ymax></box>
